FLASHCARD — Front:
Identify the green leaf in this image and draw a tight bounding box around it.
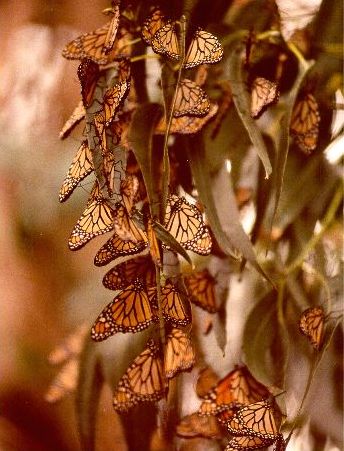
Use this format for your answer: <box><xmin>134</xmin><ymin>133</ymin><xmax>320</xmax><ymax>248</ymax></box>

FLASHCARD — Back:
<box><xmin>270</xmin><ymin>57</ymin><xmax>314</xmax><ymax>224</ymax></box>
<box><xmin>227</xmin><ymin>42</ymin><xmax>272</xmax><ymax>178</ymax></box>
<box><xmin>243</xmin><ymin>291</ymin><xmax>288</xmax><ymax>387</ymax></box>
<box><xmin>272</xmin><ymin>153</ymin><xmax>335</xmax><ymax>237</ymax></box>
<box><xmin>186</xmin><ymin>133</ymin><xmax>274</xmax><ymax>286</ymax></box>
<box><xmin>76</xmin><ymin>340</ymin><xmax>104</xmax><ymax>451</ymax></box>
<box><xmin>128</xmin><ymin>103</ymin><xmax>162</xmax><ymax>218</ymax></box>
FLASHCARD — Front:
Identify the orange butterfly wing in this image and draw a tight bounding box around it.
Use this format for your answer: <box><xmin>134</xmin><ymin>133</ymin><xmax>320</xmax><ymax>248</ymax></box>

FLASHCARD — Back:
<box><xmin>113</xmin><ymin>339</ymin><xmax>167</xmax><ymax>412</ymax></box>
<box><xmin>59</xmin><ymin>140</ymin><xmax>94</xmax><ymax>203</ymax></box>
<box><xmin>299</xmin><ymin>306</ymin><xmax>325</xmax><ymax>350</ymax></box>
<box><xmin>91</xmin><ymin>279</ymin><xmax>155</xmax><ymax>341</ymax></box>
<box><xmin>68</xmin><ymin>182</ymin><xmax>114</xmax><ymax>250</ymax></box>
<box><xmin>164</xmin><ymin>328</ymin><xmax>195</xmax><ymax>378</ymax></box>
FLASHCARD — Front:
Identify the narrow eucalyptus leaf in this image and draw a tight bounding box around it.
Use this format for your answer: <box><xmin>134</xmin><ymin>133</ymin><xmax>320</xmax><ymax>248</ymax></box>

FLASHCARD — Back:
<box><xmin>76</xmin><ymin>340</ymin><xmax>104</xmax><ymax>451</ymax></box>
<box><xmin>228</xmin><ymin>43</ymin><xmax>272</xmax><ymax>178</ymax></box>
<box><xmin>271</xmin><ymin>58</ymin><xmax>314</xmax><ymax>224</ymax></box>
<box><xmin>128</xmin><ymin>103</ymin><xmax>162</xmax><ymax>218</ymax></box>
<box><xmin>186</xmin><ymin>133</ymin><xmax>274</xmax><ymax>286</ymax></box>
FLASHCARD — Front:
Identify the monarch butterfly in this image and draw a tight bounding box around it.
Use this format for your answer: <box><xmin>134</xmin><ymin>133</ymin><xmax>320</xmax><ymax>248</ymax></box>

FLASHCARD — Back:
<box><xmin>290</xmin><ymin>92</ymin><xmax>320</xmax><ymax>154</ymax></box>
<box><xmin>185</xmin><ymin>268</ymin><xmax>217</xmax><ymax>313</ymax></box>
<box><xmin>185</xmin><ymin>227</ymin><xmax>212</xmax><ymax>255</ymax></box>
<box><xmin>163</xmin><ymin>195</ymin><xmax>207</xmax><ymax>252</ymax></box>
<box><xmin>225</xmin><ymin>434</ymin><xmax>274</xmax><ymax>450</ymax></box>
<box><xmin>113</xmin><ymin>203</ymin><xmax>148</xmax><ymax>243</ymax></box>
<box><xmin>62</xmin><ymin>9</ymin><xmax>120</xmax><ymax>65</ymax></box>
<box><xmin>120</xmin><ymin>174</ymin><xmax>139</xmax><ymax>212</ymax></box>
<box><xmin>94</xmin><ymin>112</ymin><xmax>123</xmax><ymax>197</ymax></box>
<box><xmin>226</xmin><ymin>398</ymin><xmax>282</xmax><ymax>440</ymax></box>
<box><xmin>141</xmin><ymin>8</ymin><xmax>166</xmax><ymax>45</ymax></box>
<box><xmin>113</xmin><ymin>338</ymin><xmax>167</xmax><ymax>412</ymax></box>
<box><xmin>59</xmin><ymin>141</ymin><xmax>94</xmax><ymax>203</ymax></box>
<box><xmin>102</xmin><ymin>80</ymin><xmax>131</xmax><ymax>126</ymax></box>
<box><xmin>164</xmin><ymin>328</ymin><xmax>195</xmax><ymax>378</ymax></box>
<box><xmin>198</xmin><ymin>366</ymin><xmax>271</xmax><ymax>416</ymax></box>
<box><xmin>68</xmin><ymin>181</ymin><xmax>115</xmax><ymax>250</ymax></box>
<box><xmin>146</xmin><ymin>217</ymin><xmax>162</xmax><ymax>267</ymax></box>
<box><xmin>77</xmin><ymin>59</ymin><xmax>100</xmax><ymax>108</ymax></box>
<box><xmin>155</xmin><ymin>102</ymin><xmax>218</xmax><ymax>135</ymax></box>
<box><xmin>176</xmin><ymin>413</ymin><xmax>222</xmax><ymax>439</ymax></box>
<box><xmin>101</xmin><ymin>1</ymin><xmax>121</xmax><ymax>55</ymax></box>
<box><xmin>150</xmin><ymin>281</ymin><xmax>192</xmax><ymax>327</ymax></box>
<box><xmin>251</xmin><ymin>77</ymin><xmax>279</xmax><ymax>119</ymax></box>
<box><xmin>103</xmin><ymin>256</ymin><xmax>156</xmax><ymax>291</ymax></box>
<box><xmin>147</xmin><ymin>16</ymin><xmax>224</xmax><ymax>69</ymax></box>
<box><xmin>91</xmin><ymin>279</ymin><xmax>155</xmax><ymax>341</ymax></box>
<box><xmin>45</xmin><ymin>358</ymin><xmax>79</xmax><ymax>403</ymax></box>
<box><xmin>48</xmin><ymin>323</ymin><xmax>89</xmax><ymax>365</ymax></box>
<box><xmin>299</xmin><ymin>306</ymin><xmax>325</xmax><ymax>350</ymax></box>
<box><xmin>94</xmin><ymin>232</ymin><xmax>148</xmax><ymax>267</ymax></box>
<box><xmin>59</xmin><ymin>101</ymin><xmax>85</xmax><ymax>140</ymax></box>
<box><xmin>173</xmin><ymin>79</ymin><xmax>210</xmax><ymax>117</ymax></box>
<box><xmin>151</xmin><ymin>21</ymin><xmax>180</xmax><ymax>60</ymax></box>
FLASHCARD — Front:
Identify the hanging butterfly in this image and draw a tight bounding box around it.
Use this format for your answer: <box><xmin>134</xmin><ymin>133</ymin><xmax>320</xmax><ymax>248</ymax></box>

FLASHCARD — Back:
<box><xmin>173</xmin><ymin>79</ymin><xmax>210</xmax><ymax>117</ymax></box>
<box><xmin>59</xmin><ymin>140</ymin><xmax>94</xmax><ymax>203</ymax></box>
<box><xmin>163</xmin><ymin>195</ymin><xmax>208</xmax><ymax>252</ymax></box>
<box><xmin>149</xmin><ymin>281</ymin><xmax>192</xmax><ymax>327</ymax></box>
<box><xmin>94</xmin><ymin>112</ymin><xmax>123</xmax><ymax>197</ymax></box>
<box><xmin>299</xmin><ymin>306</ymin><xmax>325</xmax><ymax>350</ymax></box>
<box><xmin>250</xmin><ymin>77</ymin><xmax>279</xmax><ymax>119</ymax></box>
<box><xmin>62</xmin><ymin>3</ymin><xmax>120</xmax><ymax>66</ymax></box>
<box><xmin>176</xmin><ymin>413</ymin><xmax>222</xmax><ymax>439</ymax></box>
<box><xmin>120</xmin><ymin>174</ymin><xmax>139</xmax><ymax>212</ymax></box>
<box><xmin>185</xmin><ymin>227</ymin><xmax>212</xmax><ymax>255</ymax></box>
<box><xmin>226</xmin><ymin>398</ymin><xmax>283</xmax><ymax>440</ymax></box>
<box><xmin>113</xmin><ymin>338</ymin><xmax>167</xmax><ymax>412</ymax></box>
<box><xmin>198</xmin><ymin>366</ymin><xmax>271</xmax><ymax>416</ymax></box>
<box><xmin>77</xmin><ymin>59</ymin><xmax>100</xmax><ymax>108</ymax></box>
<box><xmin>68</xmin><ymin>181</ymin><xmax>115</xmax><ymax>250</ymax></box>
<box><xmin>103</xmin><ymin>256</ymin><xmax>156</xmax><ymax>291</ymax></box>
<box><xmin>290</xmin><ymin>92</ymin><xmax>320</xmax><ymax>154</ymax></box>
<box><xmin>101</xmin><ymin>1</ymin><xmax>121</xmax><ymax>55</ymax></box>
<box><xmin>148</xmin><ymin>18</ymin><xmax>224</xmax><ymax>69</ymax></box>
<box><xmin>113</xmin><ymin>203</ymin><xmax>148</xmax><ymax>243</ymax></box>
<box><xmin>45</xmin><ymin>358</ymin><xmax>80</xmax><ymax>403</ymax></box>
<box><xmin>185</xmin><ymin>268</ymin><xmax>217</xmax><ymax>313</ymax></box>
<box><xmin>59</xmin><ymin>101</ymin><xmax>85</xmax><ymax>140</ymax></box>
<box><xmin>155</xmin><ymin>102</ymin><xmax>218</xmax><ymax>135</ymax></box>
<box><xmin>164</xmin><ymin>328</ymin><xmax>195</xmax><ymax>378</ymax></box>
<box><xmin>91</xmin><ymin>278</ymin><xmax>155</xmax><ymax>341</ymax></box>
<box><xmin>102</xmin><ymin>81</ymin><xmax>131</xmax><ymax>126</ymax></box>
<box><xmin>141</xmin><ymin>8</ymin><xmax>166</xmax><ymax>45</ymax></box>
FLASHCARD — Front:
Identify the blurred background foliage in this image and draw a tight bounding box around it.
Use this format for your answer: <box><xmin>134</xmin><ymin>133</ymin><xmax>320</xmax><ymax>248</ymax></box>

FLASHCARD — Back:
<box><xmin>0</xmin><ymin>0</ymin><xmax>342</xmax><ymax>450</ymax></box>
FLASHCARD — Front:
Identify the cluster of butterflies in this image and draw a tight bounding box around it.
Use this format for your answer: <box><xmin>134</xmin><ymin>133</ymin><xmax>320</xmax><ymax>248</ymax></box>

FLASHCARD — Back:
<box><xmin>56</xmin><ymin>2</ymin><xmax>325</xmax><ymax>442</ymax></box>
<box><xmin>176</xmin><ymin>365</ymin><xmax>286</xmax><ymax>450</ymax></box>
<box><xmin>57</xmin><ymin>1</ymin><xmax>230</xmax><ymax>418</ymax></box>
<box><xmin>250</xmin><ymin>77</ymin><xmax>320</xmax><ymax>154</ymax></box>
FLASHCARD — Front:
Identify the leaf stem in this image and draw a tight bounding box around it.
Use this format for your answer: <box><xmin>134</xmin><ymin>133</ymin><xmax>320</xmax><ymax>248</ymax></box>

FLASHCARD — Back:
<box><xmin>161</xmin><ymin>15</ymin><xmax>187</xmax><ymax>220</ymax></box>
